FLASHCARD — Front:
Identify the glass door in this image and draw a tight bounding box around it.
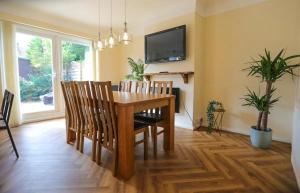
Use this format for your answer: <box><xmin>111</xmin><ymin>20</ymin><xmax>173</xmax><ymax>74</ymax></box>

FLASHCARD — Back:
<box><xmin>15</xmin><ymin>26</ymin><xmax>93</xmax><ymax>122</ymax></box>
<box><xmin>16</xmin><ymin>32</ymin><xmax>57</xmax><ymax>116</ymax></box>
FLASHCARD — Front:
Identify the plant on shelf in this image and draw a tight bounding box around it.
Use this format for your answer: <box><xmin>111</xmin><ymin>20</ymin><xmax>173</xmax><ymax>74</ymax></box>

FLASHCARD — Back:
<box><xmin>242</xmin><ymin>49</ymin><xmax>300</xmax><ymax>148</ymax></box>
<box><xmin>125</xmin><ymin>58</ymin><xmax>147</xmax><ymax>81</ymax></box>
<box><xmin>207</xmin><ymin>100</ymin><xmax>224</xmax><ymax>134</ymax></box>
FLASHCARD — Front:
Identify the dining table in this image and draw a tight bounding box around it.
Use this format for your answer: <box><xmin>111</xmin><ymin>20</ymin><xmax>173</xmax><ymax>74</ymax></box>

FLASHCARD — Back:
<box><xmin>113</xmin><ymin>91</ymin><xmax>175</xmax><ymax>180</ymax></box>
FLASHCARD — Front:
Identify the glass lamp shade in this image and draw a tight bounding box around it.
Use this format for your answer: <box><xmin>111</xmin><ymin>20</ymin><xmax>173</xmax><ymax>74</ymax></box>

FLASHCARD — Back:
<box><xmin>96</xmin><ymin>39</ymin><xmax>104</xmax><ymax>51</ymax></box>
<box><xmin>108</xmin><ymin>34</ymin><xmax>116</xmax><ymax>48</ymax></box>
<box><xmin>119</xmin><ymin>31</ymin><xmax>132</xmax><ymax>45</ymax></box>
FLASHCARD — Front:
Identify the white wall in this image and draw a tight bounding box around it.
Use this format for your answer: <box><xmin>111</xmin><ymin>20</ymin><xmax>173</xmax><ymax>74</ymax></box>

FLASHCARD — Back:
<box><xmin>292</xmin><ymin>78</ymin><xmax>300</xmax><ymax>188</ymax></box>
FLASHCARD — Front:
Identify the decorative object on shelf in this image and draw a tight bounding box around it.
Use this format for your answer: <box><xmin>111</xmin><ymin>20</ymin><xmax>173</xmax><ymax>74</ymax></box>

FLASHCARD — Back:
<box><xmin>242</xmin><ymin>49</ymin><xmax>300</xmax><ymax>148</ymax></box>
<box><xmin>206</xmin><ymin>100</ymin><xmax>225</xmax><ymax>134</ymax></box>
<box><xmin>125</xmin><ymin>58</ymin><xmax>147</xmax><ymax>81</ymax></box>
<box><xmin>107</xmin><ymin>0</ymin><xmax>117</xmax><ymax>48</ymax></box>
<box><xmin>119</xmin><ymin>0</ymin><xmax>132</xmax><ymax>45</ymax></box>
<box><xmin>95</xmin><ymin>0</ymin><xmax>105</xmax><ymax>51</ymax></box>
<box><xmin>143</xmin><ymin>71</ymin><xmax>194</xmax><ymax>84</ymax></box>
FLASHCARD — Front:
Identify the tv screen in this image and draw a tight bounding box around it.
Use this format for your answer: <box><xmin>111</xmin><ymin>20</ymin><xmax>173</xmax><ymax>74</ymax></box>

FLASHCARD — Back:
<box><xmin>145</xmin><ymin>25</ymin><xmax>186</xmax><ymax>64</ymax></box>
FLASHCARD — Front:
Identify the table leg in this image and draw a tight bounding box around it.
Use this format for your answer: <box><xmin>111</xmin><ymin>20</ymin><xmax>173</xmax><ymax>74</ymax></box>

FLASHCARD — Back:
<box><xmin>117</xmin><ymin>105</ymin><xmax>135</xmax><ymax>179</ymax></box>
<box><xmin>162</xmin><ymin>97</ymin><xmax>175</xmax><ymax>151</ymax></box>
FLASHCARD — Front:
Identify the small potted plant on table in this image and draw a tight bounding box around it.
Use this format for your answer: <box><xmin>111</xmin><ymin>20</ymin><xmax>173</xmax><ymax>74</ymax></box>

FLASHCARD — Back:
<box><xmin>243</xmin><ymin>49</ymin><xmax>300</xmax><ymax>148</ymax></box>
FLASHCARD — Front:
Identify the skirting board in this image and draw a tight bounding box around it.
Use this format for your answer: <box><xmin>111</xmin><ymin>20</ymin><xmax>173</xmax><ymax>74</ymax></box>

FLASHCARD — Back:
<box><xmin>195</xmin><ymin>125</ymin><xmax>291</xmax><ymax>143</ymax></box>
<box><xmin>224</xmin><ymin>127</ymin><xmax>291</xmax><ymax>143</ymax></box>
<box><xmin>292</xmin><ymin>155</ymin><xmax>300</xmax><ymax>190</ymax></box>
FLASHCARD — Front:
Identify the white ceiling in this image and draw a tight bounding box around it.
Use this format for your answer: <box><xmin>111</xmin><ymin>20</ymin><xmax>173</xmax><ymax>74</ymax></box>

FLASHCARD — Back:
<box><xmin>0</xmin><ymin>0</ymin><xmax>267</xmax><ymax>36</ymax></box>
<box><xmin>0</xmin><ymin>0</ymin><xmax>196</xmax><ymax>35</ymax></box>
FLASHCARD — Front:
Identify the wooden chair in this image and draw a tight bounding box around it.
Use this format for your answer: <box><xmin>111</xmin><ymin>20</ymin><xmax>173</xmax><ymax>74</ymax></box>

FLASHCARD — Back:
<box><xmin>135</xmin><ymin>81</ymin><xmax>173</xmax><ymax>156</ymax></box>
<box><xmin>91</xmin><ymin>81</ymin><xmax>150</xmax><ymax>175</ymax></box>
<box><xmin>0</xmin><ymin>90</ymin><xmax>9</xmax><ymax>120</ymax></box>
<box><xmin>61</xmin><ymin>81</ymin><xmax>81</xmax><ymax>150</ymax></box>
<box><xmin>133</xmin><ymin>81</ymin><xmax>151</xmax><ymax>94</ymax></box>
<box><xmin>0</xmin><ymin>90</ymin><xmax>19</xmax><ymax>158</ymax></box>
<box><xmin>75</xmin><ymin>81</ymin><xmax>97</xmax><ymax>162</ymax></box>
<box><xmin>118</xmin><ymin>80</ymin><xmax>132</xmax><ymax>92</ymax></box>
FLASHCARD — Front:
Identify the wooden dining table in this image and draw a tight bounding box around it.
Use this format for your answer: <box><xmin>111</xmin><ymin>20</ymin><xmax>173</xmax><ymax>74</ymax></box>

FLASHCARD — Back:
<box><xmin>113</xmin><ymin>91</ymin><xmax>175</xmax><ymax>180</ymax></box>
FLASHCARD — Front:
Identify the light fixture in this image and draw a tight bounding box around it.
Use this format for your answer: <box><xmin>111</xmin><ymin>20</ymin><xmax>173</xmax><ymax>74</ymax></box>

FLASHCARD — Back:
<box><xmin>107</xmin><ymin>0</ymin><xmax>117</xmax><ymax>48</ymax></box>
<box><xmin>95</xmin><ymin>0</ymin><xmax>104</xmax><ymax>51</ymax></box>
<box><xmin>119</xmin><ymin>0</ymin><xmax>132</xmax><ymax>45</ymax></box>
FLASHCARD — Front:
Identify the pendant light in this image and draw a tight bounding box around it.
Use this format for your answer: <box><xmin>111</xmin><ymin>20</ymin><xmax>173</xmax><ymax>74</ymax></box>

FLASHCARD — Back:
<box><xmin>119</xmin><ymin>0</ymin><xmax>132</xmax><ymax>45</ymax></box>
<box><xmin>107</xmin><ymin>0</ymin><xmax>116</xmax><ymax>48</ymax></box>
<box><xmin>96</xmin><ymin>0</ymin><xmax>104</xmax><ymax>51</ymax></box>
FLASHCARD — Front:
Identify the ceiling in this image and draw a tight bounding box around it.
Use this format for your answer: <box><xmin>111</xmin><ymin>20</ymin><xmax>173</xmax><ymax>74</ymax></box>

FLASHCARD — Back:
<box><xmin>0</xmin><ymin>0</ymin><xmax>196</xmax><ymax>35</ymax></box>
<box><xmin>0</xmin><ymin>0</ymin><xmax>267</xmax><ymax>36</ymax></box>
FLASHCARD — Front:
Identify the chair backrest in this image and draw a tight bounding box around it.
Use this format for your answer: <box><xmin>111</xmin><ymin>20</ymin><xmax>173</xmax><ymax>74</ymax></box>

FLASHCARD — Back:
<box><xmin>152</xmin><ymin>81</ymin><xmax>173</xmax><ymax>95</ymax></box>
<box><xmin>2</xmin><ymin>90</ymin><xmax>14</xmax><ymax>125</ymax></box>
<box><xmin>133</xmin><ymin>81</ymin><xmax>150</xmax><ymax>94</ymax></box>
<box><xmin>151</xmin><ymin>81</ymin><xmax>173</xmax><ymax>115</ymax></box>
<box><xmin>118</xmin><ymin>80</ymin><xmax>132</xmax><ymax>92</ymax></box>
<box><xmin>61</xmin><ymin>81</ymin><xmax>80</xmax><ymax>129</ymax></box>
<box><xmin>91</xmin><ymin>81</ymin><xmax>117</xmax><ymax>151</ymax></box>
<box><xmin>76</xmin><ymin>81</ymin><xmax>97</xmax><ymax>139</ymax></box>
<box><xmin>1</xmin><ymin>90</ymin><xmax>9</xmax><ymax>113</ymax></box>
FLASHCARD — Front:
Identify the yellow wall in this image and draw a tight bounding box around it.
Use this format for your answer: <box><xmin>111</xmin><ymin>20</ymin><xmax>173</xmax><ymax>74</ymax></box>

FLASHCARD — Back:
<box><xmin>203</xmin><ymin>0</ymin><xmax>300</xmax><ymax>142</ymax></box>
<box><xmin>99</xmin><ymin>45</ymin><xmax>122</xmax><ymax>84</ymax></box>
<box><xmin>193</xmin><ymin>10</ymin><xmax>205</xmax><ymax>127</ymax></box>
<box><xmin>119</xmin><ymin>13</ymin><xmax>197</xmax><ymax>128</ymax></box>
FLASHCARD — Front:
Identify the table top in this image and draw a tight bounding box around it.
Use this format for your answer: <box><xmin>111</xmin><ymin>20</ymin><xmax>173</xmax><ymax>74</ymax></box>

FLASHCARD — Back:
<box><xmin>113</xmin><ymin>91</ymin><xmax>174</xmax><ymax>106</ymax></box>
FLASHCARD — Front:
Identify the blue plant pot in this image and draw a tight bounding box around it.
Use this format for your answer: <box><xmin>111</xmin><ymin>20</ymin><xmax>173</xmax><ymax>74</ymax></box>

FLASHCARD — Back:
<box><xmin>250</xmin><ymin>126</ymin><xmax>272</xmax><ymax>149</ymax></box>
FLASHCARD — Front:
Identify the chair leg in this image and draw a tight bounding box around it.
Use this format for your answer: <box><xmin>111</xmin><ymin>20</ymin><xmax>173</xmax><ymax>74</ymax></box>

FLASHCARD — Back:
<box><xmin>112</xmin><ymin>148</ymin><xmax>118</xmax><ymax>176</ymax></box>
<box><xmin>97</xmin><ymin>144</ymin><xmax>102</xmax><ymax>165</ymax></box>
<box><xmin>75</xmin><ymin>130</ymin><xmax>80</xmax><ymax>150</ymax></box>
<box><xmin>152</xmin><ymin>126</ymin><xmax>157</xmax><ymax>157</ymax></box>
<box><xmin>96</xmin><ymin>132</ymin><xmax>102</xmax><ymax>165</ymax></box>
<box><xmin>80</xmin><ymin>130</ymin><xmax>84</xmax><ymax>153</ymax></box>
<box><xmin>6</xmin><ymin>126</ymin><xmax>19</xmax><ymax>158</ymax></box>
<box><xmin>144</xmin><ymin>129</ymin><xmax>148</xmax><ymax>160</ymax></box>
<box><xmin>91</xmin><ymin>134</ymin><xmax>97</xmax><ymax>162</ymax></box>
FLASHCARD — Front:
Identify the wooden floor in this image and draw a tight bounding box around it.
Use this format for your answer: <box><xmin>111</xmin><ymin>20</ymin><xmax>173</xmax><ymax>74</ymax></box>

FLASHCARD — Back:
<box><xmin>0</xmin><ymin>119</ymin><xmax>298</xmax><ymax>193</ymax></box>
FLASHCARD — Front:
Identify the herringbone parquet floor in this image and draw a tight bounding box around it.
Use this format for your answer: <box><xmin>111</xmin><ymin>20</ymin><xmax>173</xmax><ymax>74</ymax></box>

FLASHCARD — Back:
<box><xmin>0</xmin><ymin>119</ymin><xmax>298</xmax><ymax>193</ymax></box>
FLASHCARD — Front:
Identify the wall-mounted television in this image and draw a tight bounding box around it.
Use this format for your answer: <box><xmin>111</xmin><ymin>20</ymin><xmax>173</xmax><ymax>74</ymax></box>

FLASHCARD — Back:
<box><xmin>145</xmin><ymin>25</ymin><xmax>186</xmax><ymax>64</ymax></box>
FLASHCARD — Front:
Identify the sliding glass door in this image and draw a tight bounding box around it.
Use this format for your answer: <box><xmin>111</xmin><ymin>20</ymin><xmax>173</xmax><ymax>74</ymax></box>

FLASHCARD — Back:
<box><xmin>15</xmin><ymin>26</ymin><xmax>93</xmax><ymax>122</ymax></box>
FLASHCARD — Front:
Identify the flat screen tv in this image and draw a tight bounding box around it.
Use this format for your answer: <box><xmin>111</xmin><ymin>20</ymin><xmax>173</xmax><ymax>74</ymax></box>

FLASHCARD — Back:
<box><xmin>145</xmin><ymin>25</ymin><xmax>186</xmax><ymax>64</ymax></box>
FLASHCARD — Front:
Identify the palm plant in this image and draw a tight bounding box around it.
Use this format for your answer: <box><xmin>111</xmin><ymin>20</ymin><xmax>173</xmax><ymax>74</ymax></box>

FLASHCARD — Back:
<box><xmin>125</xmin><ymin>58</ymin><xmax>147</xmax><ymax>81</ymax></box>
<box><xmin>243</xmin><ymin>49</ymin><xmax>300</xmax><ymax>131</ymax></box>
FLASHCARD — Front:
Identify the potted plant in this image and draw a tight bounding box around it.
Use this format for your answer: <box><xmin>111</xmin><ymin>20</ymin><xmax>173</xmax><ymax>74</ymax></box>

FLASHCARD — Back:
<box><xmin>243</xmin><ymin>49</ymin><xmax>300</xmax><ymax>148</ymax></box>
<box><xmin>125</xmin><ymin>58</ymin><xmax>147</xmax><ymax>81</ymax></box>
<box><xmin>207</xmin><ymin>100</ymin><xmax>224</xmax><ymax>133</ymax></box>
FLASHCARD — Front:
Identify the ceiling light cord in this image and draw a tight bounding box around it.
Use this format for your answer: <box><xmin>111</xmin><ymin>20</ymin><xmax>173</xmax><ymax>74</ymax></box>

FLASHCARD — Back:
<box><xmin>98</xmin><ymin>0</ymin><xmax>101</xmax><ymax>37</ymax></box>
<box><xmin>124</xmin><ymin>0</ymin><xmax>127</xmax><ymax>24</ymax></box>
<box><xmin>110</xmin><ymin>0</ymin><xmax>113</xmax><ymax>34</ymax></box>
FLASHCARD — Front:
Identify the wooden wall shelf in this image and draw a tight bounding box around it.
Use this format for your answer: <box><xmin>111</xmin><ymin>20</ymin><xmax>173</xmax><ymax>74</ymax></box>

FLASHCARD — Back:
<box><xmin>143</xmin><ymin>71</ymin><xmax>194</xmax><ymax>84</ymax></box>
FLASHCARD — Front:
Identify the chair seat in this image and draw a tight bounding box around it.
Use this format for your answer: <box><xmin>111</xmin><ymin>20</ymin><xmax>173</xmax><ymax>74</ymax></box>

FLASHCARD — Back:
<box><xmin>134</xmin><ymin>120</ymin><xmax>150</xmax><ymax>130</ymax></box>
<box><xmin>135</xmin><ymin>112</ymin><xmax>163</xmax><ymax>124</ymax></box>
